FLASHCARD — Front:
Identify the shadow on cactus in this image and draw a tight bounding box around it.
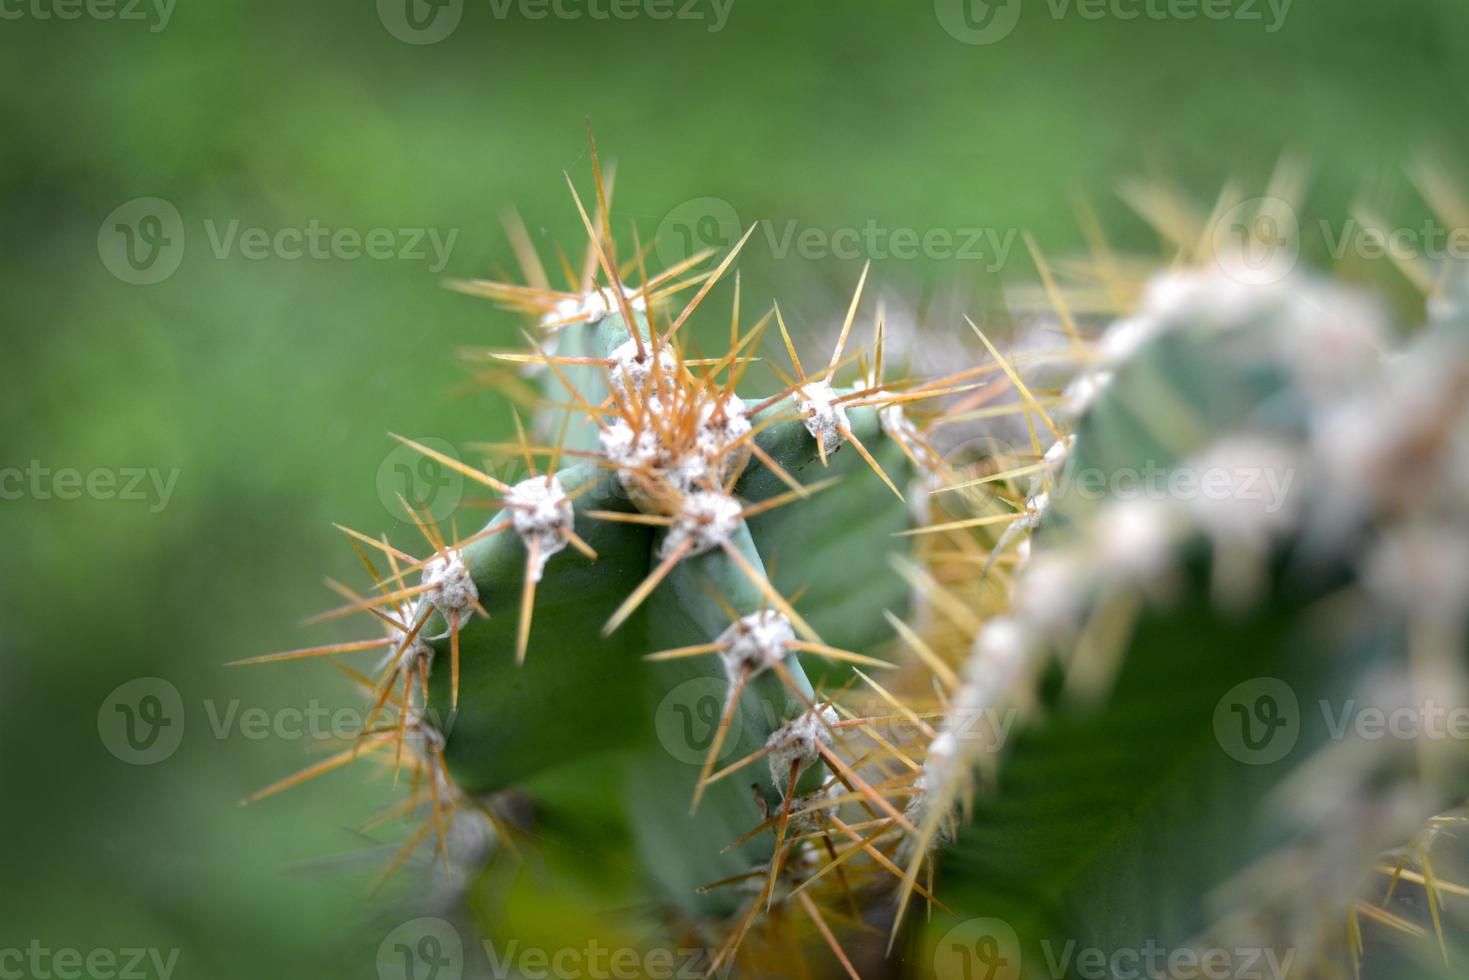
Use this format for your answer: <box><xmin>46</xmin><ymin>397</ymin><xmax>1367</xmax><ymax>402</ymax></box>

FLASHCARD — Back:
<box><xmin>238</xmin><ymin>147</ymin><xmax>1469</xmax><ymax>979</ymax></box>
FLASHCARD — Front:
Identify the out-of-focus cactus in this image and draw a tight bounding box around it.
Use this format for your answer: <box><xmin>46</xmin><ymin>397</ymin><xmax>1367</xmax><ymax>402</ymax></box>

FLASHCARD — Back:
<box><xmin>913</xmin><ymin>193</ymin><xmax>1469</xmax><ymax>978</ymax></box>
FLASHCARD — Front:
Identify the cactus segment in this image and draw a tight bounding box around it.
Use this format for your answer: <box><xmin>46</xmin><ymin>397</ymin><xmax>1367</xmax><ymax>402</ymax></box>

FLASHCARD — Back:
<box><xmin>427</xmin><ymin>462</ymin><xmax>654</xmax><ymax>792</ymax></box>
<box><xmin>245</xmin><ymin>156</ymin><xmax>1469</xmax><ymax>980</ymax></box>
<box><xmin>914</xmin><ymin>262</ymin><xmax>1469</xmax><ymax>976</ymax></box>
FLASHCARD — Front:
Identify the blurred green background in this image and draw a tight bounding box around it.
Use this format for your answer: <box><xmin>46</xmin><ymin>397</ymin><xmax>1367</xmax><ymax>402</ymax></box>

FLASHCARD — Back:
<box><xmin>3</xmin><ymin>0</ymin><xmax>1468</xmax><ymax>976</ymax></box>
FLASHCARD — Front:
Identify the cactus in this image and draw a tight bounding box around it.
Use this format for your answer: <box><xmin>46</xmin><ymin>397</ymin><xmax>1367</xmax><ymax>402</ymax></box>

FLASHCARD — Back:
<box><xmin>244</xmin><ymin>153</ymin><xmax>1469</xmax><ymax>979</ymax></box>
<box><xmin>238</xmin><ymin>138</ymin><xmax>1010</xmax><ymax>975</ymax></box>
<box><xmin>912</xmin><ymin>188</ymin><xmax>1469</xmax><ymax>978</ymax></box>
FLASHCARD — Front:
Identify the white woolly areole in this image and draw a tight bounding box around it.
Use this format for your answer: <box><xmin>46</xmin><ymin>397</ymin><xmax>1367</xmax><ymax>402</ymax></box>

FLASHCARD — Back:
<box><xmin>1139</xmin><ymin>269</ymin><xmax>1271</xmax><ymax>326</ymax></box>
<box><xmin>1102</xmin><ymin>271</ymin><xmax>1285</xmax><ymax>368</ymax></box>
<box><xmin>1098</xmin><ymin>315</ymin><xmax>1160</xmax><ymax>366</ymax></box>
<box><xmin>1097</xmin><ymin>498</ymin><xmax>1179</xmax><ymax>585</ymax></box>
<box><xmin>717</xmin><ymin>610</ymin><xmax>795</xmax><ymax>681</ymax></box>
<box><xmin>1314</xmin><ymin>398</ymin><xmax>1389</xmax><ymax>501</ymax></box>
<box><xmin>600</xmin><ymin>391</ymin><xmax>749</xmax><ymax>497</ymax></box>
<box><xmin>606</xmin><ymin>338</ymin><xmax>678</xmax><ymax>399</ymax></box>
<box><xmin>695</xmin><ymin>394</ymin><xmax>751</xmax><ymax>458</ymax></box>
<box><xmin>1428</xmin><ymin>271</ymin><xmax>1469</xmax><ymax>322</ymax></box>
<box><xmin>1095</xmin><ymin>270</ymin><xmax>1312</xmax><ymax>368</ymax></box>
<box><xmin>667</xmin><ymin>450</ymin><xmax>712</xmax><ymax>491</ymax></box>
<box><xmin>1270</xmin><ymin>282</ymin><xmax>1386</xmax><ymax>401</ymax></box>
<box><xmin>1043</xmin><ymin>434</ymin><xmax>1075</xmax><ymax>471</ymax></box>
<box><xmin>1017</xmin><ymin>491</ymin><xmax>1049</xmax><ymax>531</ymax></box>
<box><xmin>925</xmin><ymin>730</ymin><xmax>957</xmax><ymax>771</ymax></box>
<box><xmin>944</xmin><ymin>682</ymin><xmax>989</xmax><ymax>738</ymax></box>
<box><xmin>422</xmin><ymin>549</ymin><xmax>478</xmax><ymax>632</ymax></box>
<box><xmin>765</xmin><ymin>705</ymin><xmax>839</xmax><ymax>788</ymax></box>
<box><xmin>1364</xmin><ymin>523</ymin><xmax>1469</xmax><ymax>623</ymax></box>
<box><xmin>1063</xmin><ymin>370</ymin><xmax>1114</xmax><ymax>419</ymax></box>
<box><xmin>905</xmin><ymin>729</ymin><xmax>963</xmax><ymax>845</ymax></box>
<box><xmin>599</xmin><ymin>419</ymin><xmax>658</xmax><ymax>474</ymax></box>
<box><xmin>1130</xmin><ymin>271</ymin><xmax>1383</xmax><ymax>403</ymax></box>
<box><xmin>1011</xmin><ymin>552</ymin><xmax>1087</xmax><ymax>635</ymax></box>
<box><xmin>1181</xmin><ymin>436</ymin><xmax>1302</xmax><ymax>543</ymax></box>
<box><xmin>538</xmin><ymin>296</ymin><xmax>582</xmax><ymax>328</ymax></box>
<box><xmin>1098</xmin><ymin>272</ymin><xmax>1254</xmax><ymax>360</ymax></box>
<box><xmin>795</xmin><ymin>380</ymin><xmax>849</xmax><ymax>451</ymax></box>
<box><xmin>662</xmin><ymin>491</ymin><xmax>743</xmax><ymax>559</ymax></box>
<box><xmin>1036</xmin><ymin>435</ymin><xmax>1075</xmax><ymax>498</ymax></box>
<box><xmin>1315</xmin><ymin>333</ymin><xmax>1469</xmax><ymax>513</ymax></box>
<box><xmin>964</xmin><ymin>616</ymin><xmax>1031</xmax><ymax>707</ymax></box>
<box><xmin>878</xmin><ymin>400</ymin><xmax>918</xmax><ymax>445</ymax></box>
<box><xmin>578</xmin><ymin>284</ymin><xmax>648</xmax><ymax>323</ymax></box>
<box><xmin>506</xmin><ymin>476</ymin><xmax>572</xmax><ymax>581</ymax></box>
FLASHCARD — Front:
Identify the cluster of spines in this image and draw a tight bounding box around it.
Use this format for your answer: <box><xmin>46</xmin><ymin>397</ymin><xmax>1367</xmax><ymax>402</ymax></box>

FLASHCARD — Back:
<box><xmin>234</xmin><ymin>134</ymin><xmax>1034</xmax><ymax>977</ymax></box>
<box><xmin>238</xmin><ymin>146</ymin><xmax>1469</xmax><ymax>977</ymax></box>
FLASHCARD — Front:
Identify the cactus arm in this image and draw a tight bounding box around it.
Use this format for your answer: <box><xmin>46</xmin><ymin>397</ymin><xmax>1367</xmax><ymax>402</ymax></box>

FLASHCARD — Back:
<box><xmin>923</xmin><ymin>275</ymin><xmax>1463</xmax><ymax>975</ymax></box>
<box><xmin>427</xmin><ymin>461</ymin><xmax>653</xmax><ymax>793</ymax></box>
<box><xmin>624</xmin><ymin>522</ymin><xmax>827</xmax><ymax>915</ymax></box>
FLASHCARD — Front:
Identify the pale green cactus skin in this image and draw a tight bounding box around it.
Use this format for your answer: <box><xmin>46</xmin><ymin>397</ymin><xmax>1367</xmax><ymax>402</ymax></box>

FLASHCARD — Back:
<box><xmin>411</xmin><ymin>308</ymin><xmax>917</xmax><ymax>914</ymax></box>
<box><xmin>921</xmin><ymin>271</ymin><xmax>1469</xmax><ymax>978</ymax></box>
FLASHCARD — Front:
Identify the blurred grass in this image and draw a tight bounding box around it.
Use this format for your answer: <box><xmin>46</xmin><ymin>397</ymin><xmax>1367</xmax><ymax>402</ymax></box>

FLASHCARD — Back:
<box><xmin>2</xmin><ymin>0</ymin><xmax>1468</xmax><ymax>975</ymax></box>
